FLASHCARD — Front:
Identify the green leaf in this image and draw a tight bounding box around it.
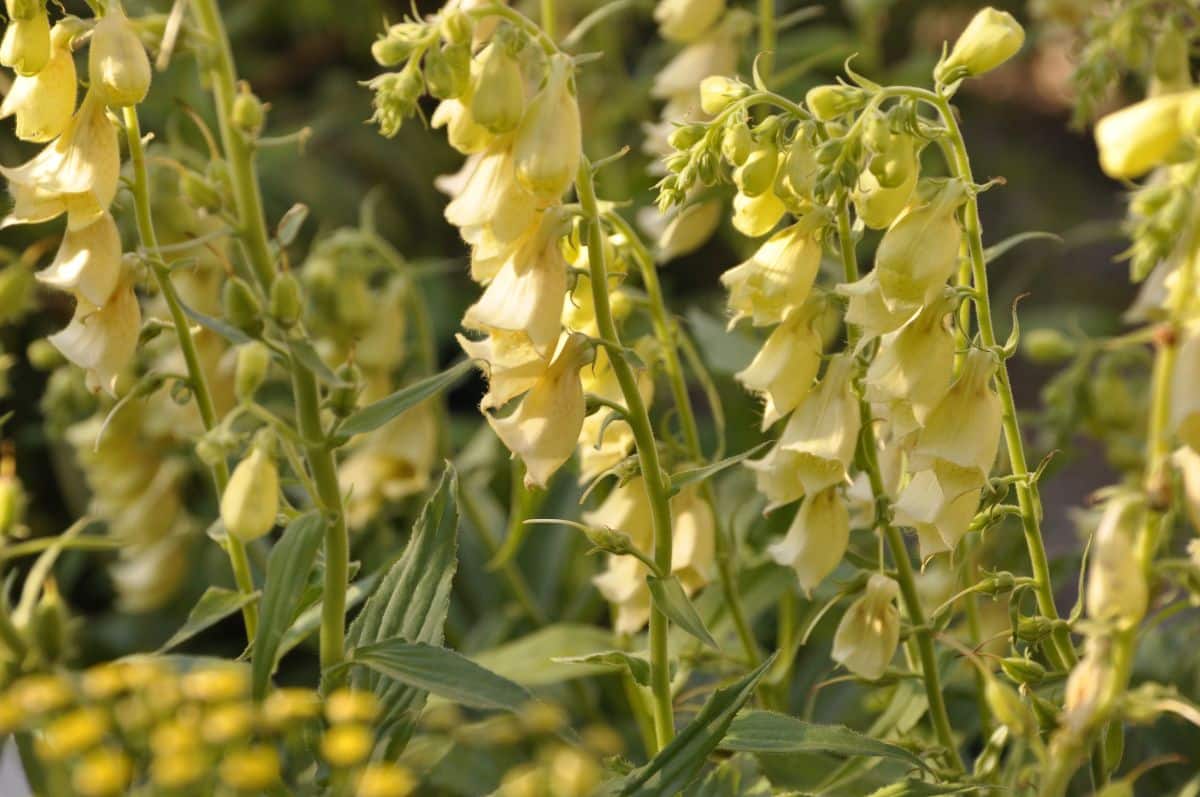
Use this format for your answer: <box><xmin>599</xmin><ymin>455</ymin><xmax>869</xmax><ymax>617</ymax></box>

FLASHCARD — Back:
<box><xmin>287</xmin><ymin>337</ymin><xmax>346</xmax><ymax>387</ymax></box>
<box><xmin>349</xmin><ymin>638</ymin><xmax>531</xmax><ymax>712</ymax></box>
<box><xmin>251</xmin><ymin>512</ymin><xmax>324</xmax><ymax>699</ymax></box>
<box><xmin>720</xmin><ymin>711</ymin><xmax>931</xmax><ymax>773</ymax></box>
<box><xmin>864</xmin><ymin>781</ymin><xmax>975</xmax><ymax>797</ymax></box>
<box><xmin>647</xmin><ymin>575</ymin><xmax>718</xmax><ymax>649</ymax></box>
<box><xmin>983</xmin><ymin>231</ymin><xmax>1061</xmax><ymax>265</ymax></box>
<box><xmin>668</xmin><ymin>442</ymin><xmax>770</xmax><ymax>496</ymax></box>
<box><xmin>691</xmin><ymin>754</ymin><xmax>774</xmax><ymax>797</ymax></box>
<box><xmin>179</xmin><ymin>297</ymin><xmax>252</xmax><ymax>346</ymax></box>
<box><xmin>551</xmin><ymin>650</ymin><xmax>652</xmax><ymax>687</ymax></box>
<box><xmin>276</xmin><ymin>203</ymin><xmax>309</xmax><ymax>246</ymax></box>
<box><xmin>338</xmin><ymin>359</ymin><xmax>472</xmax><ymax>437</ymax></box>
<box><xmin>471</xmin><ymin>624</ymin><xmax>618</xmax><ymax>687</ymax></box>
<box><xmin>619</xmin><ymin>656</ymin><xmax>776</xmax><ymax>796</ymax></box>
<box><xmin>345</xmin><ymin>466</ymin><xmax>458</xmax><ymax>753</ymax></box>
<box><xmin>275</xmin><ymin>571</ymin><xmax>380</xmax><ymax>661</ymax></box>
<box><xmin>158</xmin><ymin>587</ymin><xmax>261</xmax><ymax>654</ymax></box>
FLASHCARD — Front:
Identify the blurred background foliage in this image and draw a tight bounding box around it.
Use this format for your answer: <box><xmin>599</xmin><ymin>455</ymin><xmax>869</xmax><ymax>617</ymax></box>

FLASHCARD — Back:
<box><xmin>4</xmin><ymin>0</ymin><xmax>1198</xmax><ymax>793</ymax></box>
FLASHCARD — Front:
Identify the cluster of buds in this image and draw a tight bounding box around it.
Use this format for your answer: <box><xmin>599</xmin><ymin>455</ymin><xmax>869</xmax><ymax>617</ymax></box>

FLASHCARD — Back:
<box><xmin>0</xmin><ymin>4</ymin><xmax>151</xmax><ymax>395</ymax></box>
<box><xmin>0</xmin><ymin>663</ymin><xmax>416</xmax><ymax>795</ymax></box>
<box><xmin>651</xmin><ymin>7</ymin><xmax>1025</xmax><ymax>680</ymax></box>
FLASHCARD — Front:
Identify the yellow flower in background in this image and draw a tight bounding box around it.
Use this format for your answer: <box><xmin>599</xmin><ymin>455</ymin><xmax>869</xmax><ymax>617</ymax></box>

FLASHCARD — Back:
<box><xmin>37</xmin><ymin>211</ymin><xmax>121</xmax><ymax>306</ymax></box>
<box><xmin>721</xmin><ymin>220</ymin><xmax>822</xmax><ymax>327</ymax></box>
<box><xmin>735</xmin><ymin>301</ymin><xmax>824</xmax><ymax>429</ymax></box>
<box><xmin>654</xmin><ymin>0</ymin><xmax>726</xmax><ymax>43</ymax></box>
<box><xmin>339</xmin><ymin>398</ymin><xmax>437</xmax><ymax>529</ymax></box>
<box><xmin>893</xmin><ymin>460</ymin><xmax>984</xmax><ymax>559</ymax></box>
<box><xmin>776</xmin><ymin>354</ymin><xmax>862</xmax><ymax>496</ymax></box>
<box><xmin>874</xmin><ymin>181</ymin><xmax>966</xmax><ymax>310</ymax></box>
<box><xmin>832</xmin><ymin>574</ymin><xmax>901</xmax><ymax>680</ymax></box>
<box><xmin>768</xmin><ymin>485</ymin><xmax>849</xmax><ymax>593</ymax></box>
<box><xmin>88</xmin><ymin>6</ymin><xmax>151</xmax><ymax>107</ymax></box>
<box><xmin>934</xmin><ymin>7</ymin><xmax>1025</xmax><ymax>84</ymax></box>
<box><xmin>865</xmin><ymin>294</ymin><xmax>956</xmax><ymax>426</ymax></box>
<box><xmin>1085</xmin><ymin>494</ymin><xmax>1148</xmax><ymax>627</ymax></box>
<box><xmin>48</xmin><ymin>273</ymin><xmax>141</xmax><ymax>396</ymax></box>
<box><xmin>1171</xmin><ymin>325</ymin><xmax>1200</xmax><ymax>451</ymax></box>
<box><xmin>911</xmin><ymin>348</ymin><xmax>1001</xmax><ymax>480</ymax></box>
<box><xmin>576</xmin><ymin>350</ymin><xmax>649</xmax><ymax>483</ymax></box>
<box><xmin>1173</xmin><ymin>446</ymin><xmax>1200</xmax><ymax>532</ymax></box>
<box><xmin>514</xmin><ymin>53</ymin><xmax>581</xmax><ymax>202</ymax></box>
<box><xmin>1094</xmin><ymin>92</ymin><xmax>1191</xmax><ymax>180</ymax></box>
<box><xmin>0</xmin><ymin>1</ymin><xmax>50</xmax><ymax>75</ymax></box>
<box><xmin>220</xmin><ymin>433</ymin><xmax>280</xmax><ymax>542</ymax></box>
<box><xmin>637</xmin><ymin>198</ymin><xmax>722</xmax><ymax>262</ymax></box>
<box><xmin>0</xmin><ymin>22</ymin><xmax>76</xmax><ymax>142</ymax></box>
<box><xmin>458</xmin><ymin>330</ymin><xmax>549</xmax><ymax>411</ymax></box>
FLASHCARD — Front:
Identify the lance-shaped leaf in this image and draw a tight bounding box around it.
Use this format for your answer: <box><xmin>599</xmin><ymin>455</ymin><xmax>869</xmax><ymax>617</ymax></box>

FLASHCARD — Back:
<box><xmin>552</xmin><ymin>650</ymin><xmax>652</xmax><ymax>687</ymax></box>
<box><xmin>252</xmin><ymin>512</ymin><xmax>324</xmax><ymax>699</ymax></box>
<box><xmin>982</xmin><ymin>230</ymin><xmax>1060</xmax><ymax>264</ymax></box>
<box><xmin>344</xmin><ymin>466</ymin><xmax>459</xmax><ymax>753</ymax></box>
<box><xmin>348</xmin><ymin>639</ymin><xmax>531</xmax><ymax>712</ymax></box>
<box><xmin>668</xmin><ymin>442</ymin><xmax>769</xmax><ymax>496</ymax></box>
<box><xmin>158</xmin><ymin>587</ymin><xmax>261</xmax><ymax>654</ymax></box>
<box><xmin>647</xmin><ymin>574</ymin><xmax>718</xmax><ymax>649</ymax></box>
<box><xmin>339</xmin><ymin>359</ymin><xmax>472</xmax><ymax>437</ymax></box>
<box><xmin>619</xmin><ymin>655</ymin><xmax>775</xmax><ymax>796</ymax></box>
<box><xmin>865</xmin><ymin>781</ymin><xmax>975</xmax><ymax>797</ymax></box>
<box><xmin>720</xmin><ymin>711</ymin><xmax>932</xmax><ymax>773</ymax></box>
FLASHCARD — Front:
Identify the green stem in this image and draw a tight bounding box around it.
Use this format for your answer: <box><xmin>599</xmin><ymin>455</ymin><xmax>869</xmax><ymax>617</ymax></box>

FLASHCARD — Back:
<box><xmin>578</xmin><ymin>161</ymin><xmax>676</xmax><ymax>750</ymax></box>
<box><xmin>123</xmin><ymin>105</ymin><xmax>259</xmax><ymax>639</ymax></box>
<box><xmin>836</xmin><ymin>204</ymin><xmax>964</xmax><ymax>774</ymax></box>
<box><xmin>607</xmin><ymin>211</ymin><xmax>760</xmax><ymax>668</ymax></box>
<box><xmin>539</xmin><ymin>0</ymin><xmax>556</xmax><ymax>41</ymax></box>
<box><xmin>191</xmin><ymin>0</ymin><xmax>350</xmax><ymax>684</ymax></box>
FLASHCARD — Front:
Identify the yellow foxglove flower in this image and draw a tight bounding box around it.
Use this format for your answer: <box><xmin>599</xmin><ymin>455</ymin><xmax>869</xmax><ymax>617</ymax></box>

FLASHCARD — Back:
<box><xmin>1</xmin><ymin>90</ymin><xmax>119</xmax><ymax>230</ymax></box>
<box><xmin>747</xmin><ymin>438</ymin><xmax>807</xmax><ymax>510</ymax></box>
<box><xmin>637</xmin><ymin>199</ymin><xmax>721</xmax><ymax>262</ymax></box>
<box><xmin>488</xmin><ymin>333</ymin><xmax>593</xmax><ymax>489</ymax></box>
<box><xmin>462</xmin><ymin>207</ymin><xmax>570</xmax><ymax>356</ymax></box>
<box><xmin>776</xmin><ymin>354</ymin><xmax>861</xmax><ymax>496</ymax></box>
<box><xmin>699</xmin><ymin>74</ymin><xmax>748</xmax><ymax>114</ymax></box>
<box><xmin>874</xmin><ymin>181</ymin><xmax>966</xmax><ymax>310</ymax></box>
<box><xmin>0</xmin><ymin>4</ymin><xmax>49</xmax><ymax>76</ymax></box>
<box><xmin>443</xmin><ymin>140</ymin><xmax>537</xmax><ymax>255</ymax></box>
<box><xmin>1094</xmin><ymin>93</ymin><xmax>1190</xmax><ymax>180</ymax></box>
<box><xmin>37</xmin><ymin>211</ymin><xmax>121</xmax><ymax>306</ymax></box>
<box><xmin>1085</xmin><ymin>493</ymin><xmax>1148</xmax><ymax>627</ymax></box>
<box><xmin>654</xmin><ymin>0</ymin><xmax>725</xmax><ymax>43</ymax></box>
<box><xmin>852</xmin><ymin>140</ymin><xmax>917</xmax><ymax>229</ymax></box>
<box><xmin>0</xmin><ymin>22</ymin><xmax>76</xmax><ymax>142</ymax></box>
<box><xmin>736</xmin><ymin>301</ymin><xmax>823</xmax><ymax>429</ymax></box>
<box><xmin>768</xmin><ymin>486</ymin><xmax>849</xmax><ymax>593</ymax></box>
<box><xmin>593</xmin><ymin>554</ymin><xmax>652</xmax><ymax>634</ymax></box>
<box><xmin>671</xmin><ymin>484</ymin><xmax>716</xmax><ymax>591</ymax></box>
<box><xmin>563</xmin><ymin>272</ymin><xmax>630</xmax><ymax>341</ymax></box>
<box><xmin>220</xmin><ymin>437</ymin><xmax>280</xmax><ymax>542</ymax></box>
<box><xmin>894</xmin><ymin>460</ymin><xmax>984</xmax><ymax>559</ymax></box>
<box><xmin>340</xmin><ymin>398</ymin><xmax>437</xmax><ymax>529</ymax></box>
<box><xmin>89</xmin><ymin>6</ymin><xmax>151</xmax><ymax>107</ymax></box>
<box><xmin>470</xmin><ymin>41</ymin><xmax>524</xmax><ymax>134</ymax></box>
<box><xmin>514</xmin><ymin>54</ymin><xmax>581</xmax><ymax>202</ymax></box>
<box><xmin>576</xmin><ymin>349</ymin><xmax>650</xmax><ymax>482</ymax></box>
<box><xmin>432</xmin><ymin>96</ymin><xmax>492</xmax><ymax>155</ymax></box>
<box><xmin>865</xmin><ymin>295</ymin><xmax>955</xmax><ymax>422</ymax></box>
<box><xmin>1063</xmin><ymin>640</ymin><xmax>1109</xmax><ymax>734</ymax></box>
<box><xmin>911</xmin><ymin>348</ymin><xmax>1001</xmax><ymax>480</ymax></box>
<box><xmin>837</xmin><ymin>271</ymin><xmax>919</xmax><ymax>350</ymax></box>
<box><xmin>720</xmin><ymin>219</ymin><xmax>822</xmax><ymax>327</ymax></box>
<box><xmin>458</xmin><ymin>330</ymin><xmax>549</xmax><ymax>410</ymax></box>
<box><xmin>1173</xmin><ymin>446</ymin><xmax>1200</xmax><ymax>532</ymax></box>
<box><xmin>1170</xmin><ymin>325</ymin><xmax>1200</xmax><ymax>451</ymax></box>
<box><xmin>109</xmin><ymin>534</ymin><xmax>188</xmax><ymax>613</ymax></box>
<box><xmin>832</xmin><ymin>574</ymin><xmax>901</xmax><ymax>680</ymax></box>
<box><xmin>48</xmin><ymin>274</ymin><xmax>140</xmax><ymax>395</ymax></box>
<box><xmin>934</xmin><ymin>8</ymin><xmax>1025</xmax><ymax>84</ymax></box>
<box><xmin>730</xmin><ymin>188</ymin><xmax>787</xmax><ymax>237</ymax></box>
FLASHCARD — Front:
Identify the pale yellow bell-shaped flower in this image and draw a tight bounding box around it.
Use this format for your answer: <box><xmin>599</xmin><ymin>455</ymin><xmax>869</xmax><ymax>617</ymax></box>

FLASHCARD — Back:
<box><xmin>583</xmin><ymin>475</ymin><xmax>655</xmax><ymax>550</ymax></box>
<box><xmin>470</xmin><ymin>41</ymin><xmax>525</xmax><ymax>134</ymax></box>
<box><xmin>637</xmin><ymin>199</ymin><xmax>721</xmax><ymax>262</ymax></box>
<box><xmin>462</xmin><ymin>206</ymin><xmax>570</xmax><ymax>357</ymax></box>
<box><xmin>562</xmin><ymin>272</ymin><xmax>630</xmax><ymax>341</ymax></box>
<box><xmin>746</xmin><ymin>439</ymin><xmax>806</xmax><ymax>510</ymax></box>
<box><xmin>730</xmin><ymin>189</ymin><xmax>787</xmax><ymax>237</ymax></box>
<box><xmin>37</xmin><ymin>211</ymin><xmax>121</xmax><ymax>306</ymax></box>
<box><xmin>339</xmin><ymin>398</ymin><xmax>437</xmax><ymax>529</ymax></box>
<box><xmin>776</xmin><ymin>354</ymin><xmax>861</xmax><ymax>496</ymax></box>
<box><xmin>443</xmin><ymin>139</ymin><xmax>537</xmax><ymax>255</ymax></box>
<box><xmin>650</xmin><ymin>11</ymin><xmax>748</xmax><ymax>101</ymax></box>
<box><xmin>736</xmin><ymin>301</ymin><xmax>823</xmax><ymax>429</ymax></box>
<box><xmin>488</xmin><ymin>332</ymin><xmax>593</xmax><ymax>489</ymax></box>
<box><xmin>671</xmin><ymin>484</ymin><xmax>715</xmax><ymax>592</ymax></box>
<box><xmin>852</xmin><ymin>142</ymin><xmax>917</xmax><ymax>230</ymax></box>
<box><xmin>457</xmin><ymin>329</ymin><xmax>548</xmax><ymax>411</ymax></box>
<box><xmin>911</xmin><ymin>348</ymin><xmax>1001</xmax><ymax>480</ymax></box>
<box><xmin>1094</xmin><ymin>92</ymin><xmax>1191</xmax><ymax>180</ymax></box>
<box><xmin>431</xmin><ymin>96</ymin><xmax>492</xmax><ymax>155</ymax></box>
<box><xmin>576</xmin><ymin>348</ymin><xmax>650</xmax><ymax>482</ymax></box>
<box><xmin>1</xmin><ymin>90</ymin><xmax>119</xmax><ymax>230</ymax></box>
<box><xmin>893</xmin><ymin>460</ymin><xmax>984</xmax><ymax>559</ymax></box>
<box><xmin>836</xmin><ymin>271</ymin><xmax>919</xmax><ymax>350</ymax></box>
<box><xmin>109</xmin><ymin>533</ymin><xmax>189</xmax><ymax>614</ymax></box>
<box><xmin>767</xmin><ymin>486</ymin><xmax>849</xmax><ymax>593</ymax></box>
<box><xmin>1170</xmin><ymin>325</ymin><xmax>1200</xmax><ymax>451</ymax></box>
<box><xmin>1173</xmin><ymin>446</ymin><xmax>1200</xmax><ymax>532</ymax></box>
<box><xmin>0</xmin><ymin>23</ymin><xmax>76</xmax><ymax>143</ymax></box>
<box><xmin>874</xmin><ymin>181</ymin><xmax>966</xmax><ymax>310</ymax></box>
<box><xmin>514</xmin><ymin>53</ymin><xmax>581</xmax><ymax>202</ymax></box>
<box><xmin>847</xmin><ymin>424</ymin><xmax>904</xmax><ymax>527</ymax></box>
<box><xmin>832</xmin><ymin>574</ymin><xmax>901</xmax><ymax>680</ymax></box>
<box><xmin>593</xmin><ymin>553</ymin><xmax>653</xmax><ymax>634</ymax></box>
<box><xmin>1063</xmin><ymin>640</ymin><xmax>1110</xmax><ymax>734</ymax></box>
<box><xmin>220</xmin><ymin>436</ymin><xmax>279</xmax><ymax>542</ymax></box>
<box><xmin>1085</xmin><ymin>493</ymin><xmax>1148</xmax><ymax>628</ymax></box>
<box><xmin>0</xmin><ymin>4</ymin><xmax>50</xmax><ymax>76</ymax></box>
<box><xmin>48</xmin><ymin>272</ymin><xmax>141</xmax><ymax>396</ymax></box>
<box><xmin>654</xmin><ymin>0</ymin><xmax>725</xmax><ymax>43</ymax></box>
<box><xmin>88</xmin><ymin>6</ymin><xmax>151</xmax><ymax>107</ymax></box>
<box><xmin>934</xmin><ymin>8</ymin><xmax>1025</xmax><ymax>84</ymax></box>
<box><xmin>865</xmin><ymin>294</ymin><xmax>955</xmax><ymax>422</ymax></box>
<box><xmin>720</xmin><ymin>219</ymin><xmax>822</xmax><ymax>327</ymax></box>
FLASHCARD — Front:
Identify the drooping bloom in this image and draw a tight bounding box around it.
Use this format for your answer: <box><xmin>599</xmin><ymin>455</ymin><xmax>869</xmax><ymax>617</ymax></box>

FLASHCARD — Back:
<box><xmin>0</xmin><ymin>22</ymin><xmax>76</xmax><ymax>143</ymax></box>
<box><xmin>934</xmin><ymin>7</ymin><xmax>1025</xmax><ymax>84</ymax></box>
<box><xmin>730</xmin><ymin>188</ymin><xmax>788</xmax><ymax>237</ymax></box>
<box><xmin>431</xmin><ymin>95</ymin><xmax>492</xmax><ymax>155</ymax></box>
<box><xmin>837</xmin><ymin>271</ymin><xmax>919</xmax><ymax>350</ymax></box>
<box><xmin>1085</xmin><ymin>493</ymin><xmax>1148</xmax><ymax>628</ymax></box>
<box><xmin>735</xmin><ymin>301</ymin><xmax>823</xmax><ymax>428</ymax></box>
<box><xmin>767</xmin><ymin>486</ymin><xmax>849</xmax><ymax>593</ymax></box>
<box><xmin>832</xmin><ymin>574</ymin><xmax>901</xmax><ymax>680</ymax></box>
<box><xmin>0</xmin><ymin>2</ymin><xmax>50</xmax><ymax>76</ymax></box>
<box><xmin>775</xmin><ymin>354</ymin><xmax>861</xmax><ymax>496</ymax></box>
<box><xmin>443</xmin><ymin>140</ymin><xmax>538</xmax><ymax>262</ymax></box>
<box><xmin>654</xmin><ymin>0</ymin><xmax>726</xmax><ymax>43</ymax></box>
<box><xmin>865</xmin><ymin>294</ymin><xmax>956</xmax><ymax>428</ymax></box>
<box><xmin>910</xmin><ymin>348</ymin><xmax>1002</xmax><ymax>481</ymax></box>
<box><xmin>487</xmin><ymin>333</ymin><xmax>593</xmax><ymax>489</ymax></box>
<box><xmin>88</xmin><ymin>6</ymin><xmax>152</xmax><ymax>107</ymax></box>
<box><xmin>873</xmin><ymin>180</ymin><xmax>967</xmax><ymax>310</ymax></box>
<box><xmin>852</xmin><ymin>139</ymin><xmax>918</xmax><ymax>230</ymax></box>
<box><xmin>37</xmin><ymin>211</ymin><xmax>121</xmax><ymax>306</ymax></box>
<box><xmin>48</xmin><ymin>274</ymin><xmax>141</xmax><ymax>395</ymax></box>
<box><xmin>1094</xmin><ymin>92</ymin><xmax>1191</xmax><ymax>180</ymax></box>
<box><xmin>513</xmin><ymin>53</ymin><xmax>581</xmax><ymax>202</ymax></box>
<box><xmin>720</xmin><ymin>219</ymin><xmax>822</xmax><ymax>327</ymax></box>
<box><xmin>893</xmin><ymin>460</ymin><xmax>984</xmax><ymax>559</ymax></box>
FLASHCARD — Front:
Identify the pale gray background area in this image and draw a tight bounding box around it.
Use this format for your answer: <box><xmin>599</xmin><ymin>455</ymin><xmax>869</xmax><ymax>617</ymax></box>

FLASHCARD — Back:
<box><xmin>1</xmin><ymin>740</ymin><xmax>30</xmax><ymax>796</ymax></box>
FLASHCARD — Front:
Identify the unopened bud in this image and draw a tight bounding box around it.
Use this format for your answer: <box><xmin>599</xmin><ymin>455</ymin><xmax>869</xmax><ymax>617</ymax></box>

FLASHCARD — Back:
<box><xmin>425</xmin><ymin>43</ymin><xmax>470</xmax><ymax>100</ymax></box>
<box><xmin>327</xmin><ymin>362</ymin><xmax>362</xmax><ymax>418</ymax></box>
<box><xmin>513</xmin><ymin>53</ymin><xmax>581</xmax><ymax>200</ymax></box>
<box><xmin>371</xmin><ymin>21</ymin><xmax>425</xmax><ymax>67</ymax></box>
<box><xmin>26</xmin><ymin>338</ymin><xmax>62</xmax><ymax>371</ymax></box>
<box><xmin>0</xmin><ymin>454</ymin><xmax>24</xmax><ymax>538</ymax></box>
<box><xmin>1023</xmin><ymin>328</ymin><xmax>1077</xmax><ymax>364</ymax></box>
<box><xmin>983</xmin><ymin>673</ymin><xmax>1037</xmax><ymax>738</ymax></box>
<box><xmin>220</xmin><ymin>431</ymin><xmax>279</xmax><ymax>542</ymax></box>
<box><xmin>234</xmin><ymin>342</ymin><xmax>270</xmax><ymax>402</ymax></box>
<box><xmin>222</xmin><ymin>277</ymin><xmax>263</xmax><ymax>337</ymax></box>
<box><xmin>470</xmin><ymin>42</ymin><xmax>524</xmax><ymax>134</ymax></box>
<box><xmin>269</xmin><ymin>272</ymin><xmax>302</xmax><ymax>328</ymax></box>
<box><xmin>181</xmin><ymin>172</ymin><xmax>222</xmax><ymax>212</ymax></box>
<box><xmin>32</xmin><ymin>579</ymin><xmax>70</xmax><ymax>665</ymax></box>
<box><xmin>805</xmin><ymin>84</ymin><xmax>865</xmax><ymax>121</ymax></box>
<box><xmin>1094</xmin><ymin>93</ymin><xmax>1188</xmax><ymax>180</ymax></box>
<box><xmin>440</xmin><ymin>10</ymin><xmax>471</xmax><ymax>46</ymax></box>
<box><xmin>934</xmin><ymin>7</ymin><xmax>1025</xmax><ymax>84</ymax></box>
<box><xmin>1016</xmin><ymin>615</ymin><xmax>1052</xmax><ymax>642</ymax></box>
<box><xmin>668</xmin><ymin>124</ymin><xmax>706</xmax><ymax>151</ymax></box>
<box><xmin>699</xmin><ymin>75</ymin><xmax>748</xmax><ymax>115</ymax></box>
<box><xmin>583</xmin><ymin>525</ymin><xmax>637</xmax><ymax>556</ymax></box>
<box><xmin>999</xmin><ymin>656</ymin><xmax>1046</xmax><ymax>685</ymax></box>
<box><xmin>232</xmin><ymin>87</ymin><xmax>266</xmax><ymax>137</ymax></box>
<box><xmin>734</xmin><ymin>142</ymin><xmax>779</xmax><ymax>197</ymax></box>
<box><xmin>0</xmin><ymin>7</ymin><xmax>50</xmax><ymax>76</ymax></box>
<box><xmin>367</xmin><ymin>63</ymin><xmax>424</xmax><ymax>138</ymax></box>
<box><xmin>721</xmin><ymin>120</ymin><xmax>752</xmax><ymax>166</ymax></box>
<box><xmin>89</xmin><ymin>7</ymin><xmax>152</xmax><ymax>107</ymax></box>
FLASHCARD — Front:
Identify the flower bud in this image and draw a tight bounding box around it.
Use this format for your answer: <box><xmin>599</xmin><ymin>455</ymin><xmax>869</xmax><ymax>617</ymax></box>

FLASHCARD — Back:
<box><xmin>425</xmin><ymin>42</ymin><xmax>471</xmax><ymax>100</ymax></box>
<box><xmin>89</xmin><ymin>7</ymin><xmax>152</xmax><ymax>107</ymax></box>
<box><xmin>805</xmin><ymin>84</ymin><xmax>865</xmax><ymax>121</ymax></box>
<box><xmin>0</xmin><ymin>6</ymin><xmax>50</xmax><ymax>76</ymax></box>
<box><xmin>912</xmin><ymin>348</ymin><xmax>1002</xmax><ymax>480</ymax></box>
<box><xmin>851</xmin><ymin>139</ymin><xmax>918</xmax><ymax>229</ymax></box>
<box><xmin>668</xmin><ymin>124</ymin><xmax>705</xmax><ymax>150</ymax></box>
<box><xmin>768</xmin><ymin>486</ymin><xmax>849</xmax><ymax>593</ymax></box>
<box><xmin>0</xmin><ymin>456</ymin><xmax>25</xmax><ymax>537</ymax></box>
<box><xmin>234</xmin><ymin>341</ymin><xmax>270</xmax><ymax>402</ymax></box>
<box><xmin>513</xmin><ymin>53</ymin><xmax>581</xmax><ymax>201</ymax></box>
<box><xmin>471</xmin><ymin>41</ymin><xmax>525</xmax><ymax>134</ymax></box>
<box><xmin>983</xmin><ymin>672</ymin><xmax>1037</xmax><ymax>739</ymax></box>
<box><xmin>367</xmin><ymin>63</ymin><xmax>424</xmax><ymax>138</ymax></box>
<box><xmin>181</xmin><ymin>171</ymin><xmax>222</xmax><ymax>211</ymax></box>
<box><xmin>874</xmin><ymin>179</ymin><xmax>967</xmax><ymax>309</ymax></box>
<box><xmin>999</xmin><ymin>656</ymin><xmax>1046</xmax><ymax>685</ymax></box>
<box><xmin>441</xmin><ymin>10</ymin><xmax>472</xmax><ymax>46</ymax></box>
<box><xmin>1094</xmin><ymin>93</ymin><xmax>1188</xmax><ymax>180</ymax></box>
<box><xmin>371</xmin><ymin>22</ymin><xmax>425</xmax><ymax>67</ymax></box>
<box><xmin>832</xmin><ymin>574</ymin><xmax>901</xmax><ymax>680</ymax></box>
<box><xmin>778</xmin><ymin>131</ymin><xmax>818</xmax><ymax>202</ymax></box>
<box><xmin>327</xmin><ymin>361</ymin><xmax>362</xmax><ymax>418</ymax></box>
<box><xmin>934</xmin><ymin>8</ymin><xmax>1025</xmax><ymax>84</ymax></box>
<box><xmin>721</xmin><ymin>120</ymin><xmax>752</xmax><ymax>166</ymax></box>
<box><xmin>699</xmin><ymin>74</ymin><xmax>748</xmax><ymax>114</ymax></box>
<box><xmin>583</xmin><ymin>525</ymin><xmax>638</xmax><ymax>556</ymax></box>
<box><xmin>1085</xmin><ymin>493</ymin><xmax>1148</xmax><ymax>627</ymax></box>
<box><xmin>1022</xmin><ymin>327</ymin><xmax>1077</xmax><ymax>364</ymax></box>
<box><xmin>269</xmin><ymin>271</ymin><xmax>302</xmax><ymax>328</ymax></box>
<box><xmin>222</xmin><ymin>277</ymin><xmax>263</xmax><ymax>337</ymax></box>
<box><xmin>733</xmin><ymin>141</ymin><xmax>779</xmax><ymax>198</ymax></box>
<box><xmin>1015</xmin><ymin>614</ymin><xmax>1052</xmax><ymax>642</ymax></box>
<box><xmin>654</xmin><ymin>0</ymin><xmax>726</xmax><ymax>43</ymax></box>
<box><xmin>221</xmin><ymin>433</ymin><xmax>279</xmax><ymax>542</ymax></box>
<box><xmin>232</xmin><ymin>87</ymin><xmax>266</xmax><ymax>137</ymax></box>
